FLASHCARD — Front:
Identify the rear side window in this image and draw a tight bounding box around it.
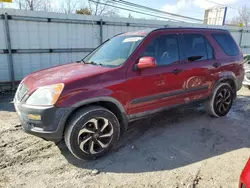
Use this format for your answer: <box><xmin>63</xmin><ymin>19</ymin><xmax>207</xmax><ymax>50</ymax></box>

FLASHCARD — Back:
<box><xmin>182</xmin><ymin>34</ymin><xmax>212</xmax><ymax>61</ymax></box>
<box><xmin>212</xmin><ymin>33</ymin><xmax>239</xmax><ymax>56</ymax></box>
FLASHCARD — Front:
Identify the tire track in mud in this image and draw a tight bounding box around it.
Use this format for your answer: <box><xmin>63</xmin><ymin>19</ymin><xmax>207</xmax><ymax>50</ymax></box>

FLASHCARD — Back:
<box><xmin>0</xmin><ymin>117</ymin><xmax>56</xmax><ymax>170</ymax></box>
<box><xmin>0</xmin><ymin>140</ymin><xmax>55</xmax><ymax>169</ymax></box>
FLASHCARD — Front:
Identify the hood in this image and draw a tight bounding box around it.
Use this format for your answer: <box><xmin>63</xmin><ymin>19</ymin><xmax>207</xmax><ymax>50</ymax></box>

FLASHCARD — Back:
<box><xmin>23</xmin><ymin>62</ymin><xmax>112</xmax><ymax>91</ymax></box>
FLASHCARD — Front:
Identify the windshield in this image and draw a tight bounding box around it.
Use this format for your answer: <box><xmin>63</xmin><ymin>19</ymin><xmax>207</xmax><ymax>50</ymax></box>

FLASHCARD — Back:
<box><xmin>84</xmin><ymin>35</ymin><xmax>144</xmax><ymax>67</ymax></box>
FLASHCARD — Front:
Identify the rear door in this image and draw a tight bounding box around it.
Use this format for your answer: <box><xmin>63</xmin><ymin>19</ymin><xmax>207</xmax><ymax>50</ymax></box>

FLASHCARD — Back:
<box><xmin>176</xmin><ymin>32</ymin><xmax>215</xmax><ymax>101</ymax></box>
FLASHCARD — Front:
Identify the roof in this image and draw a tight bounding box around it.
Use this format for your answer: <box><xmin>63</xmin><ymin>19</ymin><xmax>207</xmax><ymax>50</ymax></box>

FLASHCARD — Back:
<box><xmin>119</xmin><ymin>27</ymin><xmax>228</xmax><ymax>37</ymax></box>
<box><xmin>119</xmin><ymin>28</ymin><xmax>154</xmax><ymax>36</ymax></box>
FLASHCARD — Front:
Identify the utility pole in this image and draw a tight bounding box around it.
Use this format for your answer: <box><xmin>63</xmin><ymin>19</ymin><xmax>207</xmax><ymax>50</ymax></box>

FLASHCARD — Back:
<box><xmin>222</xmin><ymin>7</ymin><xmax>228</xmax><ymax>25</ymax></box>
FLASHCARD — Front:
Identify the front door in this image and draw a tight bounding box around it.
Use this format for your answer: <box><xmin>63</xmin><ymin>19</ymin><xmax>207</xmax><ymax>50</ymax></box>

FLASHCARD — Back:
<box><xmin>126</xmin><ymin>30</ymin><xmax>186</xmax><ymax>115</ymax></box>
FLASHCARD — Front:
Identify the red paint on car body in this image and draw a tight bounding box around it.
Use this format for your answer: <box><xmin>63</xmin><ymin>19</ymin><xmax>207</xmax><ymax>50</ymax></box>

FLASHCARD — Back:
<box><xmin>239</xmin><ymin>158</ymin><xmax>250</xmax><ymax>188</ymax></box>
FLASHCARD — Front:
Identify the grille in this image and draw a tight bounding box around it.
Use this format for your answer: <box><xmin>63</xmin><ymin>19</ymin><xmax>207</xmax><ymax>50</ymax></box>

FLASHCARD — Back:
<box><xmin>246</xmin><ymin>72</ymin><xmax>250</xmax><ymax>80</ymax></box>
<box><xmin>16</xmin><ymin>83</ymin><xmax>28</xmax><ymax>102</ymax></box>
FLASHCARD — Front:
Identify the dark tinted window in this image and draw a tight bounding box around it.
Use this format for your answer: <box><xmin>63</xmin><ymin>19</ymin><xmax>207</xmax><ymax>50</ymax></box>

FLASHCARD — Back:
<box><xmin>143</xmin><ymin>34</ymin><xmax>179</xmax><ymax>66</ymax></box>
<box><xmin>212</xmin><ymin>33</ymin><xmax>239</xmax><ymax>56</ymax></box>
<box><xmin>182</xmin><ymin>34</ymin><xmax>208</xmax><ymax>61</ymax></box>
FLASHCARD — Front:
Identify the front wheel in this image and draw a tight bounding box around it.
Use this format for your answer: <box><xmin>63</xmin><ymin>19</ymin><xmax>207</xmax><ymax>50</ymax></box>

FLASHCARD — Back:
<box><xmin>205</xmin><ymin>83</ymin><xmax>234</xmax><ymax>117</ymax></box>
<box><xmin>64</xmin><ymin>106</ymin><xmax>120</xmax><ymax>160</ymax></box>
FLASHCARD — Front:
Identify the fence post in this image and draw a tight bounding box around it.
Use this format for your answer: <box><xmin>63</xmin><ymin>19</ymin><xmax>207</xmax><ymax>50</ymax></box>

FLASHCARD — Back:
<box><xmin>100</xmin><ymin>19</ymin><xmax>103</xmax><ymax>44</ymax></box>
<box><xmin>239</xmin><ymin>29</ymin><xmax>243</xmax><ymax>48</ymax></box>
<box><xmin>3</xmin><ymin>13</ymin><xmax>15</xmax><ymax>89</ymax></box>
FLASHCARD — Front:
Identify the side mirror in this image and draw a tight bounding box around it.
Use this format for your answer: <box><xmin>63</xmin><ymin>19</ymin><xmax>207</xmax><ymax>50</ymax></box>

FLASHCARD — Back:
<box><xmin>135</xmin><ymin>57</ymin><xmax>156</xmax><ymax>71</ymax></box>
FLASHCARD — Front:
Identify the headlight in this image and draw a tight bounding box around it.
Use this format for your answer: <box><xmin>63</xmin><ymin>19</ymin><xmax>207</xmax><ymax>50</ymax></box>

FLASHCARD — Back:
<box><xmin>26</xmin><ymin>83</ymin><xmax>64</xmax><ymax>106</ymax></box>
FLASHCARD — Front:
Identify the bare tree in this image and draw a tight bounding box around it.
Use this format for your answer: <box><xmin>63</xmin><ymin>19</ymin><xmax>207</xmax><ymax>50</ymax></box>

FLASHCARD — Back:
<box><xmin>14</xmin><ymin>0</ymin><xmax>56</xmax><ymax>11</ymax></box>
<box><xmin>227</xmin><ymin>16</ymin><xmax>242</xmax><ymax>26</ymax></box>
<box><xmin>88</xmin><ymin>0</ymin><xmax>119</xmax><ymax>16</ymax></box>
<box><xmin>60</xmin><ymin>0</ymin><xmax>79</xmax><ymax>14</ymax></box>
<box><xmin>41</xmin><ymin>0</ymin><xmax>54</xmax><ymax>12</ymax></box>
<box><xmin>0</xmin><ymin>3</ymin><xmax>5</xmax><ymax>8</ymax></box>
<box><xmin>238</xmin><ymin>4</ymin><xmax>250</xmax><ymax>27</ymax></box>
<box><xmin>228</xmin><ymin>5</ymin><xmax>250</xmax><ymax>26</ymax></box>
<box><xmin>15</xmin><ymin>0</ymin><xmax>41</xmax><ymax>10</ymax></box>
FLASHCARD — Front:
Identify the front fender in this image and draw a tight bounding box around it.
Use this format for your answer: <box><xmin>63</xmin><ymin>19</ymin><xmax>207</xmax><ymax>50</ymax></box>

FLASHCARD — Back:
<box><xmin>71</xmin><ymin>96</ymin><xmax>126</xmax><ymax>114</ymax></box>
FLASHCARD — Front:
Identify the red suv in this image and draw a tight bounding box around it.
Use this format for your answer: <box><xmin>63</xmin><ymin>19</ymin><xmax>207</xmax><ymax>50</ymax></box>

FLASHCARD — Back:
<box><xmin>239</xmin><ymin>158</ymin><xmax>250</xmax><ymax>188</ymax></box>
<box><xmin>14</xmin><ymin>28</ymin><xmax>244</xmax><ymax>160</ymax></box>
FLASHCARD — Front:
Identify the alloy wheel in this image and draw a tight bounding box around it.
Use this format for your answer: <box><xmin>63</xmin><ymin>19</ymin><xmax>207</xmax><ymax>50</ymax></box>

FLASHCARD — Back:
<box><xmin>215</xmin><ymin>88</ymin><xmax>232</xmax><ymax>114</ymax></box>
<box><xmin>77</xmin><ymin>117</ymin><xmax>114</xmax><ymax>154</ymax></box>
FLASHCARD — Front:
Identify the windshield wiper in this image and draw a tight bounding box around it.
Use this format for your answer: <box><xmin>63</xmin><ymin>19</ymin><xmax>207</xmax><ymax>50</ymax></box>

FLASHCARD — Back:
<box><xmin>77</xmin><ymin>59</ymin><xmax>86</xmax><ymax>63</ymax></box>
<box><xmin>85</xmin><ymin>61</ymin><xmax>105</xmax><ymax>66</ymax></box>
<box><xmin>86</xmin><ymin>61</ymin><xmax>98</xmax><ymax>65</ymax></box>
<box><xmin>77</xmin><ymin>59</ymin><xmax>105</xmax><ymax>66</ymax></box>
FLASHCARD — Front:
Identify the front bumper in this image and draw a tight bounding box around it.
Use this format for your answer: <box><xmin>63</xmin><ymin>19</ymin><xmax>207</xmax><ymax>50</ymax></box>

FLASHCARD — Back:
<box><xmin>14</xmin><ymin>98</ymin><xmax>72</xmax><ymax>142</ymax></box>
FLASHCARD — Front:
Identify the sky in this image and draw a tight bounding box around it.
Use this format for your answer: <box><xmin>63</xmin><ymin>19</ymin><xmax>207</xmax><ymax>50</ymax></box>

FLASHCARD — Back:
<box><xmin>1</xmin><ymin>0</ymin><xmax>250</xmax><ymax>23</ymax></box>
<box><xmin>125</xmin><ymin>0</ymin><xmax>249</xmax><ymax>22</ymax></box>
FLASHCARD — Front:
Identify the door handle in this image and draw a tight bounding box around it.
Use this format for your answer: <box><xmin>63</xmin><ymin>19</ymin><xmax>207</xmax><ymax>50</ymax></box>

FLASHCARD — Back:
<box><xmin>172</xmin><ymin>69</ymin><xmax>183</xmax><ymax>74</ymax></box>
<box><xmin>213</xmin><ymin>62</ymin><xmax>221</xmax><ymax>68</ymax></box>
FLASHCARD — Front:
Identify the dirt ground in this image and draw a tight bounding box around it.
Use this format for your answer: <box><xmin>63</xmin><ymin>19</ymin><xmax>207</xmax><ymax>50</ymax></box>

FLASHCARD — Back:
<box><xmin>0</xmin><ymin>88</ymin><xmax>249</xmax><ymax>188</ymax></box>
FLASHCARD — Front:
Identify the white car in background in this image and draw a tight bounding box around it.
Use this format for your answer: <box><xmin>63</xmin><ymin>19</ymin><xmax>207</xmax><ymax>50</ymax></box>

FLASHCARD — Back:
<box><xmin>243</xmin><ymin>55</ymin><xmax>250</xmax><ymax>90</ymax></box>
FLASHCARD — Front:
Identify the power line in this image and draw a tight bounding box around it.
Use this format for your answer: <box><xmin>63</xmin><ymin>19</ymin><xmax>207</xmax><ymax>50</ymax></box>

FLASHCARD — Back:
<box><xmin>113</xmin><ymin>0</ymin><xmax>203</xmax><ymax>22</ymax></box>
<box><xmin>112</xmin><ymin>0</ymin><xmax>199</xmax><ymax>22</ymax></box>
<box><xmin>89</xmin><ymin>0</ymin><xmax>191</xmax><ymax>22</ymax></box>
<box><xmin>204</xmin><ymin>0</ymin><xmax>238</xmax><ymax>10</ymax></box>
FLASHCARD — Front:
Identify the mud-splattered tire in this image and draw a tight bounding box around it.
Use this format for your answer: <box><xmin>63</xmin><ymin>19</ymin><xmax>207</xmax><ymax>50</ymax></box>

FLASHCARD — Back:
<box><xmin>205</xmin><ymin>83</ymin><xmax>234</xmax><ymax>117</ymax></box>
<box><xmin>64</xmin><ymin>106</ymin><xmax>120</xmax><ymax>160</ymax></box>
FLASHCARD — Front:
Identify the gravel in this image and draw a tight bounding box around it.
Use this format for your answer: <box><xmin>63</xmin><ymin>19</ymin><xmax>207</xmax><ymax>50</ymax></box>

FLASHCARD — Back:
<box><xmin>0</xmin><ymin>88</ymin><xmax>249</xmax><ymax>188</ymax></box>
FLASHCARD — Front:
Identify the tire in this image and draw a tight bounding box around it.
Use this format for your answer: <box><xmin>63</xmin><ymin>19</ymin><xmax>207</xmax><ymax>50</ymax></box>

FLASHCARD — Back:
<box><xmin>205</xmin><ymin>83</ymin><xmax>234</xmax><ymax>117</ymax></box>
<box><xmin>64</xmin><ymin>105</ymin><xmax>120</xmax><ymax>160</ymax></box>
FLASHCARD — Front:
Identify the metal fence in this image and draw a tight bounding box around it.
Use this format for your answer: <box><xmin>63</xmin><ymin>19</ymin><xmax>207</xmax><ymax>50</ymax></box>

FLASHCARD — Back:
<box><xmin>1</xmin><ymin>8</ymin><xmax>250</xmax><ymax>89</ymax></box>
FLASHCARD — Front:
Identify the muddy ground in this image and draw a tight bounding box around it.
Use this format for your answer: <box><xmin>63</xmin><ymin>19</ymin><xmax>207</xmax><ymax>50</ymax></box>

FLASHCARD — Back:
<box><xmin>0</xmin><ymin>88</ymin><xmax>249</xmax><ymax>188</ymax></box>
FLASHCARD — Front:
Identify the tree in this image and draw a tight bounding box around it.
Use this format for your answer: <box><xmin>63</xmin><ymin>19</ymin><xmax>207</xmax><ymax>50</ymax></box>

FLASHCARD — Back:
<box><xmin>228</xmin><ymin>16</ymin><xmax>242</xmax><ymax>26</ymax></box>
<box><xmin>0</xmin><ymin>3</ymin><xmax>6</xmax><ymax>8</ymax></box>
<box><xmin>228</xmin><ymin>5</ymin><xmax>250</xmax><ymax>27</ymax></box>
<box><xmin>61</xmin><ymin>0</ymin><xmax>79</xmax><ymax>14</ymax></box>
<box><xmin>238</xmin><ymin>4</ymin><xmax>250</xmax><ymax>27</ymax></box>
<box><xmin>76</xmin><ymin>7</ymin><xmax>91</xmax><ymax>15</ymax></box>
<box><xmin>15</xmin><ymin>0</ymin><xmax>42</xmax><ymax>10</ymax></box>
<box><xmin>88</xmin><ymin>0</ymin><xmax>119</xmax><ymax>16</ymax></box>
<box><xmin>14</xmin><ymin>0</ymin><xmax>54</xmax><ymax>11</ymax></box>
<box><xmin>128</xmin><ymin>13</ymin><xmax>134</xmax><ymax>18</ymax></box>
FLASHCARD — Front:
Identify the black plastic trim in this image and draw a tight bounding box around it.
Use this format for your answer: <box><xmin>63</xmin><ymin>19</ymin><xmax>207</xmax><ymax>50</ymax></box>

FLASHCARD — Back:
<box><xmin>131</xmin><ymin>85</ymin><xmax>209</xmax><ymax>105</ymax></box>
<box><xmin>129</xmin><ymin>96</ymin><xmax>208</xmax><ymax>121</ymax></box>
<box><xmin>71</xmin><ymin>96</ymin><xmax>128</xmax><ymax>131</ymax></box>
<box><xmin>14</xmin><ymin>100</ymin><xmax>73</xmax><ymax>142</ymax></box>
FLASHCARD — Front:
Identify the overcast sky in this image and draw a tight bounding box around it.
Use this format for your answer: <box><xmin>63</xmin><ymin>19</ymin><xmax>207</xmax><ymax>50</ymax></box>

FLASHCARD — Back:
<box><xmin>2</xmin><ymin>0</ymin><xmax>250</xmax><ymax>22</ymax></box>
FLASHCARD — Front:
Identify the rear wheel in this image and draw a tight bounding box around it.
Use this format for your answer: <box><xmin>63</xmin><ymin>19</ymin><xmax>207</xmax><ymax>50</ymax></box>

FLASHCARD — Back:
<box><xmin>205</xmin><ymin>83</ymin><xmax>234</xmax><ymax>117</ymax></box>
<box><xmin>64</xmin><ymin>106</ymin><xmax>120</xmax><ymax>160</ymax></box>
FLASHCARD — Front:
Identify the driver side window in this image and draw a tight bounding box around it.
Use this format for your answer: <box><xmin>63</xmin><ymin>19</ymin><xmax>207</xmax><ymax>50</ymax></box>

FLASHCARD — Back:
<box><xmin>142</xmin><ymin>34</ymin><xmax>180</xmax><ymax>66</ymax></box>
